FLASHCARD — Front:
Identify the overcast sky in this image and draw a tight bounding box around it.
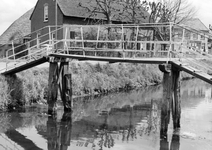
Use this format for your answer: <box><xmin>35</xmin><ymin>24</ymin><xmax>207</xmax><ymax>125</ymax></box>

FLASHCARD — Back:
<box><xmin>0</xmin><ymin>0</ymin><xmax>212</xmax><ymax>36</ymax></box>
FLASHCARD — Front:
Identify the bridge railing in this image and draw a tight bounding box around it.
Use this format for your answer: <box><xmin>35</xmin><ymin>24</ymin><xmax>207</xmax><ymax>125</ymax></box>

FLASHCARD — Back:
<box><xmin>1</xmin><ymin>26</ymin><xmax>65</xmax><ymax>72</ymax></box>
<box><xmin>172</xmin><ymin>24</ymin><xmax>212</xmax><ymax>58</ymax></box>
<box><xmin>5</xmin><ymin>26</ymin><xmax>63</xmax><ymax>60</ymax></box>
<box><xmin>2</xmin><ymin>23</ymin><xmax>212</xmax><ymax>73</ymax></box>
<box><xmin>56</xmin><ymin>23</ymin><xmax>175</xmax><ymax>59</ymax></box>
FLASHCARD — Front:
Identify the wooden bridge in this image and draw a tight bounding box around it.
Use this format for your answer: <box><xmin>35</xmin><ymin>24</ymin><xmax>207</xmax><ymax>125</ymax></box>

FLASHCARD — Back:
<box><xmin>1</xmin><ymin>22</ymin><xmax>212</xmax><ymax>137</ymax></box>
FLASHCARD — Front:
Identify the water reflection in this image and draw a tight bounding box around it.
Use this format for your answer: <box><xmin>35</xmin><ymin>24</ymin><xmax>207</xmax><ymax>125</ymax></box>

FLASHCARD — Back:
<box><xmin>160</xmin><ymin>133</ymin><xmax>180</xmax><ymax>150</ymax></box>
<box><xmin>0</xmin><ymin>79</ymin><xmax>212</xmax><ymax>150</ymax></box>
<box><xmin>47</xmin><ymin>112</ymin><xmax>72</xmax><ymax>150</ymax></box>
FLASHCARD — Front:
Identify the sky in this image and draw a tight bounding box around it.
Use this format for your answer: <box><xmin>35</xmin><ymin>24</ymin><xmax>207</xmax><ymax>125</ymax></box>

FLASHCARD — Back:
<box><xmin>0</xmin><ymin>0</ymin><xmax>212</xmax><ymax>36</ymax></box>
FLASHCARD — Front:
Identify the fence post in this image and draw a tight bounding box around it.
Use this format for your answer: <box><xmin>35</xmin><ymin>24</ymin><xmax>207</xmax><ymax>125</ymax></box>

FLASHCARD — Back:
<box><xmin>12</xmin><ymin>41</ymin><xmax>15</xmax><ymax>60</ymax></box>
<box><xmin>81</xmin><ymin>26</ymin><xmax>85</xmax><ymax>56</ymax></box>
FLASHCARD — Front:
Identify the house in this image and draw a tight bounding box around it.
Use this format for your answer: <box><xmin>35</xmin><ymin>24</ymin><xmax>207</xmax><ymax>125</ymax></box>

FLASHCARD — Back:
<box><xmin>184</xmin><ymin>18</ymin><xmax>210</xmax><ymax>53</ymax></box>
<box><xmin>0</xmin><ymin>8</ymin><xmax>33</xmax><ymax>57</ymax></box>
<box><xmin>174</xmin><ymin>18</ymin><xmax>210</xmax><ymax>53</ymax></box>
<box><xmin>30</xmin><ymin>0</ymin><xmax>149</xmax><ymax>48</ymax></box>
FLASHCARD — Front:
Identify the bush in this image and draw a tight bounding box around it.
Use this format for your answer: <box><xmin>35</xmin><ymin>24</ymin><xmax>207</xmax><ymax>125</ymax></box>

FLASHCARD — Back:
<box><xmin>0</xmin><ymin>76</ymin><xmax>11</xmax><ymax>110</ymax></box>
<box><xmin>70</xmin><ymin>62</ymin><xmax>163</xmax><ymax>96</ymax></box>
<box><xmin>0</xmin><ymin>62</ymin><xmax>164</xmax><ymax>109</ymax></box>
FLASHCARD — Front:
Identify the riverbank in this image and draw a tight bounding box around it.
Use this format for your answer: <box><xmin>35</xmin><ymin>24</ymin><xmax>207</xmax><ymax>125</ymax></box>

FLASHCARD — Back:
<box><xmin>0</xmin><ymin>61</ymin><xmax>194</xmax><ymax>110</ymax></box>
<box><xmin>0</xmin><ymin>61</ymin><xmax>164</xmax><ymax>110</ymax></box>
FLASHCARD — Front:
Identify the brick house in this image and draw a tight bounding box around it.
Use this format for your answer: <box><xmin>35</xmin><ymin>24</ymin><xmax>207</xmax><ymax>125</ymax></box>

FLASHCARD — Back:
<box><xmin>30</xmin><ymin>0</ymin><xmax>149</xmax><ymax>48</ymax></box>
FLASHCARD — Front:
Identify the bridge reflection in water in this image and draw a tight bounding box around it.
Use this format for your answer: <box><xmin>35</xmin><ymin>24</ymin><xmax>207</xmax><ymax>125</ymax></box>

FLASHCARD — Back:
<box><xmin>36</xmin><ymin>98</ymin><xmax>181</xmax><ymax>150</ymax></box>
<box><xmin>1</xmin><ymin>80</ymin><xmax>212</xmax><ymax>150</ymax></box>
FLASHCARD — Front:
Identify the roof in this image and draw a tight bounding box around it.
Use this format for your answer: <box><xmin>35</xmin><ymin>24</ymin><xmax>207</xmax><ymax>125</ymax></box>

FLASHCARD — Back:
<box><xmin>0</xmin><ymin>8</ymin><xmax>33</xmax><ymax>45</ymax></box>
<box><xmin>183</xmin><ymin>18</ymin><xmax>209</xmax><ymax>31</ymax></box>
<box><xmin>57</xmin><ymin>0</ymin><xmax>149</xmax><ymax>23</ymax></box>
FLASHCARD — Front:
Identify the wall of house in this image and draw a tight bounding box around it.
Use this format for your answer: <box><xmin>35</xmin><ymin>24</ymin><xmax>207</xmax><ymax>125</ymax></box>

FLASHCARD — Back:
<box><xmin>30</xmin><ymin>0</ymin><xmax>63</xmax><ymax>46</ymax></box>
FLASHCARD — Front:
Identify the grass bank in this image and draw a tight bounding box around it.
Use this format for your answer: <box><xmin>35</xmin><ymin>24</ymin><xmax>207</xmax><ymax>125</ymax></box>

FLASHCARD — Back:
<box><xmin>0</xmin><ymin>61</ymin><xmax>166</xmax><ymax>110</ymax></box>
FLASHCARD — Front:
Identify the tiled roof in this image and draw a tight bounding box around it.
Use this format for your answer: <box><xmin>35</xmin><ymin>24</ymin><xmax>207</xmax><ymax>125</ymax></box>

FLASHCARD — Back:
<box><xmin>0</xmin><ymin>8</ymin><xmax>33</xmax><ymax>45</ymax></box>
<box><xmin>57</xmin><ymin>0</ymin><xmax>149</xmax><ymax>23</ymax></box>
<box><xmin>183</xmin><ymin>18</ymin><xmax>209</xmax><ymax>31</ymax></box>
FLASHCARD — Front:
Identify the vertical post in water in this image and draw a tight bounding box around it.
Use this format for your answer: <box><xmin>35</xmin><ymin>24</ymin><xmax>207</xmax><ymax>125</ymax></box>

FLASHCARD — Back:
<box><xmin>159</xmin><ymin>64</ymin><xmax>172</xmax><ymax>139</ymax></box>
<box><xmin>171</xmin><ymin>66</ymin><xmax>181</xmax><ymax>129</ymax></box>
<box><xmin>61</xmin><ymin>59</ymin><xmax>73</xmax><ymax>112</ymax></box>
<box><xmin>48</xmin><ymin>61</ymin><xmax>58</xmax><ymax>114</ymax></box>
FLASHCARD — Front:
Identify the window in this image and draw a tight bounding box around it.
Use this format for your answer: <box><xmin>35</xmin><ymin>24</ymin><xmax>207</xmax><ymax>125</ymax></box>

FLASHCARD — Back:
<box><xmin>52</xmin><ymin>33</ymin><xmax>55</xmax><ymax>40</ymax></box>
<box><xmin>201</xmin><ymin>35</ymin><xmax>205</xmax><ymax>40</ymax></box>
<box><xmin>185</xmin><ymin>32</ymin><xmax>191</xmax><ymax>40</ymax></box>
<box><xmin>70</xmin><ymin>31</ymin><xmax>75</xmax><ymax>39</ymax></box>
<box><xmin>193</xmin><ymin>33</ymin><xmax>198</xmax><ymax>40</ymax></box>
<box><xmin>44</xmin><ymin>4</ymin><xmax>48</xmax><ymax>22</ymax></box>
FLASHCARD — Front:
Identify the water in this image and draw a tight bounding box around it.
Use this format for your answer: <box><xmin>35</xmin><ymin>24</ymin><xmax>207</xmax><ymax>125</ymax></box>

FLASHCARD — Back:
<box><xmin>0</xmin><ymin>79</ymin><xmax>212</xmax><ymax>150</ymax></box>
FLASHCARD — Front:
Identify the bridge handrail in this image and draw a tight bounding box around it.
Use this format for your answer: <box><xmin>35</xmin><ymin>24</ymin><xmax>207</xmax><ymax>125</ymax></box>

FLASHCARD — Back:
<box><xmin>175</xmin><ymin>24</ymin><xmax>212</xmax><ymax>39</ymax></box>
<box><xmin>1</xmin><ymin>23</ymin><xmax>212</xmax><ymax>74</ymax></box>
<box><xmin>6</xmin><ymin>39</ymin><xmax>52</xmax><ymax>60</ymax></box>
<box><xmin>2</xmin><ymin>38</ymin><xmax>69</xmax><ymax>72</ymax></box>
<box><xmin>1</xmin><ymin>25</ymin><xmax>63</xmax><ymax>47</ymax></box>
<box><xmin>5</xmin><ymin>26</ymin><xmax>63</xmax><ymax>59</ymax></box>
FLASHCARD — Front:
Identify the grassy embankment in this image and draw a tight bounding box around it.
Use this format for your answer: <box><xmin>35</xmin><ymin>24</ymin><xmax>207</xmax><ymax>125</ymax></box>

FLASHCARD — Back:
<box><xmin>0</xmin><ymin>61</ymin><xmax>163</xmax><ymax>110</ymax></box>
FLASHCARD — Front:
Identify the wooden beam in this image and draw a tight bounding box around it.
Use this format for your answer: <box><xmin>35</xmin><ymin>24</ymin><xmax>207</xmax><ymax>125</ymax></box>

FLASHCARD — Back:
<box><xmin>171</xmin><ymin>61</ymin><xmax>212</xmax><ymax>85</ymax></box>
<box><xmin>160</xmin><ymin>71</ymin><xmax>172</xmax><ymax>139</ymax></box>
<box><xmin>47</xmin><ymin>62</ymin><xmax>58</xmax><ymax>114</ymax></box>
<box><xmin>159</xmin><ymin>64</ymin><xmax>181</xmax><ymax>137</ymax></box>
<box><xmin>60</xmin><ymin>61</ymin><xmax>73</xmax><ymax>112</ymax></box>
<box><xmin>2</xmin><ymin>57</ymin><xmax>48</xmax><ymax>75</ymax></box>
<box><xmin>171</xmin><ymin>67</ymin><xmax>181</xmax><ymax>129</ymax></box>
<box><xmin>49</xmin><ymin>53</ymin><xmax>173</xmax><ymax>64</ymax></box>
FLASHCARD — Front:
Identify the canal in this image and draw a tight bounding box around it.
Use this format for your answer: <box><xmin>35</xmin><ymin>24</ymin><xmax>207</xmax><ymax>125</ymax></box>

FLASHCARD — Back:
<box><xmin>0</xmin><ymin>78</ymin><xmax>212</xmax><ymax>150</ymax></box>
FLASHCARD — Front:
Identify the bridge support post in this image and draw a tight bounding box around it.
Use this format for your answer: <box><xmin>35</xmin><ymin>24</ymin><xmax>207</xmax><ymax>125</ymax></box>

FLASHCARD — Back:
<box><xmin>159</xmin><ymin>64</ymin><xmax>172</xmax><ymax>139</ymax></box>
<box><xmin>171</xmin><ymin>67</ymin><xmax>181</xmax><ymax>129</ymax></box>
<box><xmin>48</xmin><ymin>62</ymin><xmax>58</xmax><ymax>115</ymax></box>
<box><xmin>61</xmin><ymin>61</ymin><xmax>73</xmax><ymax>112</ymax></box>
<box><xmin>47</xmin><ymin>58</ymin><xmax>73</xmax><ymax>114</ymax></box>
<box><xmin>159</xmin><ymin>64</ymin><xmax>181</xmax><ymax>138</ymax></box>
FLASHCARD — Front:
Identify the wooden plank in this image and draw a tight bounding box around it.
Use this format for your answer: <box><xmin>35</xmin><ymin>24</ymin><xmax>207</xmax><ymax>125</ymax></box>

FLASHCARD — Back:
<box><xmin>49</xmin><ymin>53</ymin><xmax>174</xmax><ymax>64</ymax></box>
<box><xmin>171</xmin><ymin>61</ymin><xmax>212</xmax><ymax>84</ymax></box>
<box><xmin>171</xmin><ymin>68</ymin><xmax>181</xmax><ymax>129</ymax></box>
<box><xmin>48</xmin><ymin>62</ymin><xmax>58</xmax><ymax>114</ymax></box>
<box><xmin>60</xmin><ymin>61</ymin><xmax>73</xmax><ymax>112</ymax></box>
<box><xmin>1</xmin><ymin>57</ymin><xmax>49</xmax><ymax>75</ymax></box>
<box><xmin>160</xmin><ymin>72</ymin><xmax>171</xmax><ymax>139</ymax></box>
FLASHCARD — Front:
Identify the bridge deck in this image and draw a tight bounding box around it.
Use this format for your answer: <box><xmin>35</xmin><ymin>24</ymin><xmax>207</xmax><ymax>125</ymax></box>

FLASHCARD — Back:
<box><xmin>1</xmin><ymin>57</ymin><xmax>49</xmax><ymax>75</ymax></box>
<box><xmin>49</xmin><ymin>53</ymin><xmax>173</xmax><ymax>64</ymax></box>
<box><xmin>172</xmin><ymin>61</ymin><xmax>212</xmax><ymax>84</ymax></box>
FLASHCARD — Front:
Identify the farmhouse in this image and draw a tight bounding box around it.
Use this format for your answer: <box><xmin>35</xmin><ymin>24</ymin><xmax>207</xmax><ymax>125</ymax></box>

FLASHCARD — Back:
<box><xmin>29</xmin><ymin>0</ymin><xmax>149</xmax><ymax>47</ymax></box>
<box><xmin>0</xmin><ymin>0</ymin><xmax>211</xmax><ymax>57</ymax></box>
<box><xmin>184</xmin><ymin>18</ymin><xmax>210</xmax><ymax>53</ymax></box>
<box><xmin>173</xmin><ymin>18</ymin><xmax>210</xmax><ymax>53</ymax></box>
<box><xmin>0</xmin><ymin>8</ymin><xmax>33</xmax><ymax>57</ymax></box>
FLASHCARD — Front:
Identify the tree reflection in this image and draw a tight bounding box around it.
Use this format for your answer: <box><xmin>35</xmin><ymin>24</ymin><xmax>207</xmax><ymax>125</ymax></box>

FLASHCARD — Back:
<box><xmin>47</xmin><ymin>112</ymin><xmax>72</xmax><ymax>150</ymax></box>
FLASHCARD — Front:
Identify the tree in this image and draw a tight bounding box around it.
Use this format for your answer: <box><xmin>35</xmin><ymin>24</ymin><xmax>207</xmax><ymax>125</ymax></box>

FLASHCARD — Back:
<box><xmin>121</xmin><ymin>0</ymin><xmax>149</xmax><ymax>24</ymax></box>
<box><xmin>78</xmin><ymin>0</ymin><xmax>123</xmax><ymax>24</ymax></box>
<box><xmin>145</xmin><ymin>0</ymin><xmax>197</xmax><ymax>24</ymax></box>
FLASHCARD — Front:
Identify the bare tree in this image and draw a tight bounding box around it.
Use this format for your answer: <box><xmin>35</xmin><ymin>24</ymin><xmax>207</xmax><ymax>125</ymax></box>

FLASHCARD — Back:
<box><xmin>145</xmin><ymin>0</ymin><xmax>197</xmax><ymax>24</ymax></box>
<box><xmin>78</xmin><ymin>0</ymin><xmax>123</xmax><ymax>24</ymax></box>
<box><xmin>121</xmin><ymin>0</ymin><xmax>149</xmax><ymax>24</ymax></box>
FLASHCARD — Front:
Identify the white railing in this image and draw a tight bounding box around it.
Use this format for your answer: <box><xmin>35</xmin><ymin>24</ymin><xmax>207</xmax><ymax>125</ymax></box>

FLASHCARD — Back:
<box><xmin>1</xmin><ymin>23</ymin><xmax>212</xmax><ymax>73</ymax></box>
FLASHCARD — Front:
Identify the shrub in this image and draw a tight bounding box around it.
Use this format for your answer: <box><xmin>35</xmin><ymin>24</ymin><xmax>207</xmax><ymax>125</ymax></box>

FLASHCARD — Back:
<box><xmin>0</xmin><ymin>76</ymin><xmax>11</xmax><ymax>110</ymax></box>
